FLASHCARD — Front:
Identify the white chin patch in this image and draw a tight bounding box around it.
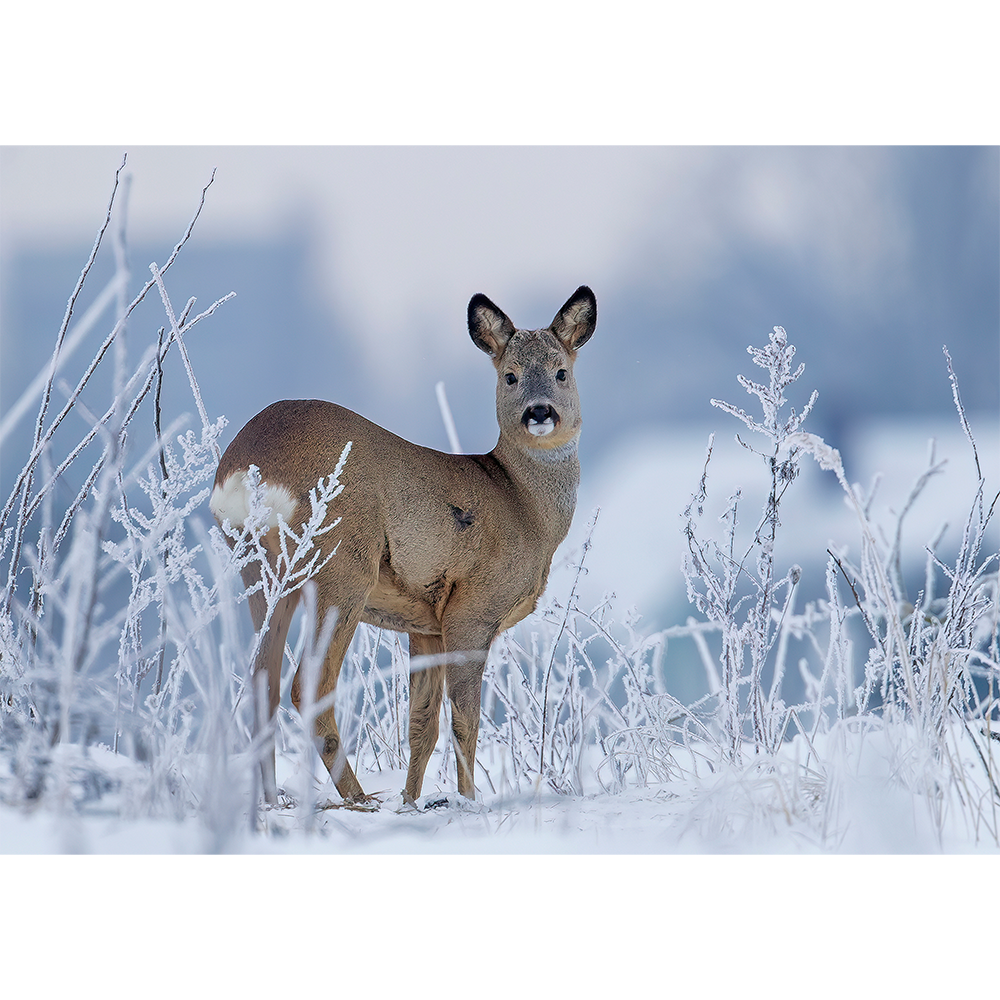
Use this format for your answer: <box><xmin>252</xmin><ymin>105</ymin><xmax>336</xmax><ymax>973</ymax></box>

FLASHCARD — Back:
<box><xmin>527</xmin><ymin>419</ymin><xmax>556</xmax><ymax>437</ymax></box>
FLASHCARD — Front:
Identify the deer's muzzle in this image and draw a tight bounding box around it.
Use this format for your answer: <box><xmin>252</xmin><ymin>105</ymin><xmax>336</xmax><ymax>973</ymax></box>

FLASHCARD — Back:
<box><xmin>523</xmin><ymin>404</ymin><xmax>558</xmax><ymax>437</ymax></box>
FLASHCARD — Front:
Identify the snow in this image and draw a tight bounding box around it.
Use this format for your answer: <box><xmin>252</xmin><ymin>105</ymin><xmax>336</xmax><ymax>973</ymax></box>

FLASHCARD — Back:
<box><xmin>4</xmin><ymin>722</ymin><xmax>996</xmax><ymax>856</ymax></box>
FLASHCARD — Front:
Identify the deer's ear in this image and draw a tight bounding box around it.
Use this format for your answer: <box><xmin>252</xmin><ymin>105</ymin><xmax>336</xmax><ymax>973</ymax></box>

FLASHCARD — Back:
<box><xmin>468</xmin><ymin>293</ymin><xmax>515</xmax><ymax>358</ymax></box>
<box><xmin>550</xmin><ymin>286</ymin><xmax>597</xmax><ymax>352</ymax></box>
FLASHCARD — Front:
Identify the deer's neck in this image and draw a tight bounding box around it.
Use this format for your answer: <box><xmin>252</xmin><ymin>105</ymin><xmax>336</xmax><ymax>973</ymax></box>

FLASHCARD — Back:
<box><xmin>491</xmin><ymin>432</ymin><xmax>581</xmax><ymax>542</ymax></box>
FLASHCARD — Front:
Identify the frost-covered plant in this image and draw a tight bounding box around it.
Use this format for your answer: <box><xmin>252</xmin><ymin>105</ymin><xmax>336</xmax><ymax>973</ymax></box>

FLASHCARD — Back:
<box><xmin>0</xmin><ymin>160</ymin><xmax>248</xmax><ymax>843</ymax></box>
<box><xmin>667</xmin><ymin>324</ymin><xmax>999</xmax><ymax>845</ymax></box>
<box><xmin>682</xmin><ymin>325</ymin><xmax>817</xmax><ymax>757</ymax></box>
<box><xmin>813</xmin><ymin>349</ymin><xmax>1000</xmax><ymax>840</ymax></box>
<box><xmin>473</xmin><ymin>511</ymin><xmax>665</xmax><ymax>798</ymax></box>
<box><xmin>214</xmin><ymin>455</ymin><xmax>350</xmax><ymax>639</ymax></box>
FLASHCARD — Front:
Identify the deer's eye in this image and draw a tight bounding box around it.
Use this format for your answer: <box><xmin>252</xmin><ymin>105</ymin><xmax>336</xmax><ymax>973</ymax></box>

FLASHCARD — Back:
<box><xmin>556</xmin><ymin>369</ymin><xmax>567</xmax><ymax>381</ymax></box>
<box><xmin>505</xmin><ymin>373</ymin><xmax>517</xmax><ymax>385</ymax></box>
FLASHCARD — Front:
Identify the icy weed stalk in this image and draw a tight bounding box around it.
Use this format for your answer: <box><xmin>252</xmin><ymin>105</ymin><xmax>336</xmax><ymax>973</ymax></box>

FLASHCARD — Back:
<box><xmin>683</xmin><ymin>325</ymin><xmax>816</xmax><ymax>758</ymax></box>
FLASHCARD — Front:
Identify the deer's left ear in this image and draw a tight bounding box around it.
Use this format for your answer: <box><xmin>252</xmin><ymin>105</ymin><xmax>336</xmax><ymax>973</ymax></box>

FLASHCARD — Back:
<box><xmin>469</xmin><ymin>293</ymin><xmax>516</xmax><ymax>358</ymax></box>
<box><xmin>550</xmin><ymin>286</ymin><xmax>597</xmax><ymax>351</ymax></box>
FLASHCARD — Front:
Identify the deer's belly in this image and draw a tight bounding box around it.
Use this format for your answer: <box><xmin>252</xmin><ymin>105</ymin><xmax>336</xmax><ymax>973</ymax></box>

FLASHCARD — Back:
<box><xmin>360</xmin><ymin>575</ymin><xmax>443</xmax><ymax>636</ymax></box>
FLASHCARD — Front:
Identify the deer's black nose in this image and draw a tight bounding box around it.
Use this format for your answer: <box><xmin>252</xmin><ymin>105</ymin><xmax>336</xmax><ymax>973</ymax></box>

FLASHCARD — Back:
<box><xmin>523</xmin><ymin>404</ymin><xmax>556</xmax><ymax>425</ymax></box>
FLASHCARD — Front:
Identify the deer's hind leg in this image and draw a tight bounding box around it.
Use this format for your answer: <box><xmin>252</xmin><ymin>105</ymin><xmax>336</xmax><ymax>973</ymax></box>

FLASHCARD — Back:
<box><xmin>245</xmin><ymin>573</ymin><xmax>300</xmax><ymax>806</ymax></box>
<box><xmin>290</xmin><ymin>602</ymin><xmax>368</xmax><ymax>802</ymax></box>
<box><xmin>404</xmin><ymin>633</ymin><xmax>446</xmax><ymax>803</ymax></box>
<box><xmin>291</xmin><ymin>550</ymin><xmax>381</xmax><ymax>803</ymax></box>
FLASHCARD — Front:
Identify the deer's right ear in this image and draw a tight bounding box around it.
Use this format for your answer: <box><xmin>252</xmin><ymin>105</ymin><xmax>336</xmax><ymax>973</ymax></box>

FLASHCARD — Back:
<box><xmin>468</xmin><ymin>293</ymin><xmax>515</xmax><ymax>358</ymax></box>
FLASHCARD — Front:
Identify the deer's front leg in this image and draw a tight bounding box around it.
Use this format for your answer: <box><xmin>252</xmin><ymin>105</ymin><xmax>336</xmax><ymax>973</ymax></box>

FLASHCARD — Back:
<box><xmin>441</xmin><ymin>614</ymin><xmax>496</xmax><ymax>800</ymax></box>
<box><xmin>404</xmin><ymin>633</ymin><xmax>446</xmax><ymax>803</ymax></box>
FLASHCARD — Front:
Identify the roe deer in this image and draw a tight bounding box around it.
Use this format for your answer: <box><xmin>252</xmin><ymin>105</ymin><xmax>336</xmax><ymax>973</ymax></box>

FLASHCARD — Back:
<box><xmin>210</xmin><ymin>286</ymin><xmax>597</xmax><ymax>806</ymax></box>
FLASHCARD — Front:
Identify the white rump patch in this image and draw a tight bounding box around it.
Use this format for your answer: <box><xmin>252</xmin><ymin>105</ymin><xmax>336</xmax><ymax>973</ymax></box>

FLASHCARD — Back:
<box><xmin>527</xmin><ymin>417</ymin><xmax>556</xmax><ymax>437</ymax></box>
<box><xmin>209</xmin><ymin>471</ymin><xmax>297</xmax><ymax>531</ymax></box>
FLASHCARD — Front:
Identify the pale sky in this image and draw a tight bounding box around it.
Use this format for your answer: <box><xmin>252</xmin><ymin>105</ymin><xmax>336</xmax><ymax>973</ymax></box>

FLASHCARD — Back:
<box><xmin>1</xmin><ymin>145</ymin><xmax>919</xmax><ymax>386</ymax></box>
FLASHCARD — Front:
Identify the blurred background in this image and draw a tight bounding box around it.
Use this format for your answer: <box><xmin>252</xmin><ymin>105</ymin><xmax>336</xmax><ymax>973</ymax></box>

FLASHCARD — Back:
<box><xmin>1</xmin><ymin>146</ymin><xmax>997</xmax><ymax>666</ymax></box>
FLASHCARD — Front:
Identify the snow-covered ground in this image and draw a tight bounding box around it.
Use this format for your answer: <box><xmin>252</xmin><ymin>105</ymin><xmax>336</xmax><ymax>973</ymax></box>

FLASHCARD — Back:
<box><xmin>4</xmin><ymin>716</ymin><xmax>998</xmax><ymax>855</ymax></box>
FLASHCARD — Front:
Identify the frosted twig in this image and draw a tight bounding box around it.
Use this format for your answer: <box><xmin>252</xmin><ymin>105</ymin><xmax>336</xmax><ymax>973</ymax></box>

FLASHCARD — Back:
<box><xmin>1</xmin><ymin>170</ymin><xmax>223</xmax><ymax>539</ymax></box>
<box><xmin>539</xmin><ymin>508</ymin><xmax>598</xmax><ymax>780</ymax></box>
<box><xmin>0</xmin><ymin>273</ymin><xmax>129</xmax><ymax>444</ymax></box>
<box><xmin>1</xmin><ymin>175</ymin><xmax>219</xmax><ymax>517</ymax></box>
<box><xmin>435</xmin><ymin>381</ymin><xmax>463</xmax><ymax>454</ymax></box>
<box><xmin>943</xmin><ymin>345</ymin><xmax>981</xmax><ymax>482</ymax></box>
<box><xmin>2</xmin><ymin>157</ymin><xmax>127</xmax><ymax>611</ymax></box>
<box><xmin>149</xmin><ymin>262</ymin><xmax>222</xmax><ymax>462</ymax></box>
